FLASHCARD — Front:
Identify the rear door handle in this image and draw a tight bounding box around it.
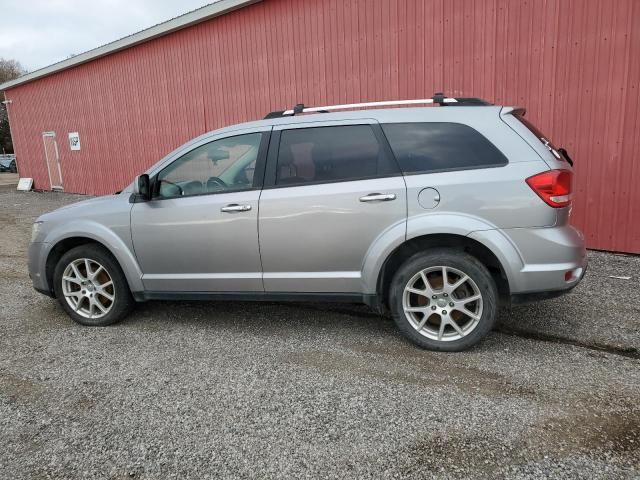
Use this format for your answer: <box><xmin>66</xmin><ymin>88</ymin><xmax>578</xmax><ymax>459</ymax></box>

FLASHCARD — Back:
<box><xmin>359</xmin><ymin>193</ymin><xmax>397</xmax><ymax>202</ymax></box>
<box><xmin>220</xmin><ymin>204</ymin><xmax>252</xmax><ymax>213</ymax></box>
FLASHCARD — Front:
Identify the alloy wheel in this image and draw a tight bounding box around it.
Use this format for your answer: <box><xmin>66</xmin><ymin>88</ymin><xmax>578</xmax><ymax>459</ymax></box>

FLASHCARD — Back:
<box><xmin>402</xmin><ymin>265</ymin><xmax>483</xmax><ymax>342</ymax></box>
<box><xmin>61</xmin><ymin>258</ymin><xmax>115</xmax><ymax>319</ymax></box>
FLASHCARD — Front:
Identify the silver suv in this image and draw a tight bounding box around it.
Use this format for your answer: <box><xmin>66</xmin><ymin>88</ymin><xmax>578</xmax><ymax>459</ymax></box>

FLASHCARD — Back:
<box><xmin>28</xmin><ymin>94</ymin><xmax>587</xmax><ymax>351</ymax></box>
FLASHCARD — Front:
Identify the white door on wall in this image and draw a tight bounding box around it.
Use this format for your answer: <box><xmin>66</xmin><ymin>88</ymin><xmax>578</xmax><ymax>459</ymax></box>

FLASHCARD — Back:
<box><xmin>42</xmin><ymin>132</ymin><xmax>63</xmax><ymax>190</ymax></box>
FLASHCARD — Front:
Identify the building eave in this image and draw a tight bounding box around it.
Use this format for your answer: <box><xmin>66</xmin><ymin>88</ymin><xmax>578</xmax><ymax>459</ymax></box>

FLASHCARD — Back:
<box><xmin>0</xmin><ymin>0</ymin><xmax>261</xmax><ymax>91</ymax></box>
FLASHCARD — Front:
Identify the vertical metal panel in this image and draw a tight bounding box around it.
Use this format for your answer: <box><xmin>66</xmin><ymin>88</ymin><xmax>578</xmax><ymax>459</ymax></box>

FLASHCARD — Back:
<box><xmin>4</xmin><ymin>0</ymin><xmax>640</xmax><ymax>252</ymax></box>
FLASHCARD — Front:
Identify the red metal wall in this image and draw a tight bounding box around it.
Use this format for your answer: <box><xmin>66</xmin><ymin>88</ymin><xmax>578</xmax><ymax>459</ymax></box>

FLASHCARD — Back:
<box><xmin>5</xmin><ymin>0</ymin><xmax>640</xmax><ymax>253</ymax></box>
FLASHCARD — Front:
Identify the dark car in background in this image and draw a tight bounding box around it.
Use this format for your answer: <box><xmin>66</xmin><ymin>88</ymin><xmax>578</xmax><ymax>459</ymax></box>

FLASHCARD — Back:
<box><xmin>0</xmin><ymin>157</ymin><xmax>17</xmax><ymax>173</ymax></box>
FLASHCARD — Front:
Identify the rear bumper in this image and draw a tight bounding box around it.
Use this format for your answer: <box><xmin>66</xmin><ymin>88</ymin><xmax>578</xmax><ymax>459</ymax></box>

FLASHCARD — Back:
<box><xmin>510</xmin><ymin>264</ymin><xmax>587</xmax><ymax>304</ymax></box>
<box><xmin>469</xmin><ymin>224</ymin><xmax>588</xmax><ymax>295</ymax></box>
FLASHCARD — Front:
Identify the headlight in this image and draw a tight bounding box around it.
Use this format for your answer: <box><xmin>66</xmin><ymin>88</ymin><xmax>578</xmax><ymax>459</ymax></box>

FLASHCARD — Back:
<box><xmin>31</xmin><ymin>221</ymin><xmax>43</xmax><ymax>243</ymax></box>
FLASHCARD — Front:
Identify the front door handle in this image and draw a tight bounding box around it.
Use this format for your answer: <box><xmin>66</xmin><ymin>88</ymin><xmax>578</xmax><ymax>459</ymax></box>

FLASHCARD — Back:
<box><xmin>359</xmin><ymin>193</ymin><xmax>397</xmax><ymax>203</ymax></box>
<box><xmin>220</xmin><ymin>204</ymin><xmax>252</xmax><ymax>213</ymax></box>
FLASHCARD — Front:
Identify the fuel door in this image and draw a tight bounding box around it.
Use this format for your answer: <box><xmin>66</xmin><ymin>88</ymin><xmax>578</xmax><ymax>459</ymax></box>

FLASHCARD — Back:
<box><xmin>418</xmin><ymin>187</ymin><xmax>441</xmax><ymax>209</ymax></box>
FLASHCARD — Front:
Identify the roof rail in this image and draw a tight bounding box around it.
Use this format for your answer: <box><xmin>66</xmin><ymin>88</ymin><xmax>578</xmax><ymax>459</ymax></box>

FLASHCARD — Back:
<box><xmin>264</xmin><ymin>93</ymin><xmax>491</xmax><ymax>119</ymax></box>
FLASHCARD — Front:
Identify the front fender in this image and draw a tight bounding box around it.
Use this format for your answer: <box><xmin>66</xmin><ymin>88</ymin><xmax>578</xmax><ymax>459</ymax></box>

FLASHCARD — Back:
<box><xmin>42</xmin><ymin>220</ymin><xmax>144</xmax><ymax>293</ymax></box>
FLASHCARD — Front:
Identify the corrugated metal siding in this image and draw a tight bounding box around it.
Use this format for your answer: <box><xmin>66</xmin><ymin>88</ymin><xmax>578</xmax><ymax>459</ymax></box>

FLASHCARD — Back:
<box><xmin>5</xmin><ymin>0</ymin><xmax>640</xmax><ymax>252</ymax></box>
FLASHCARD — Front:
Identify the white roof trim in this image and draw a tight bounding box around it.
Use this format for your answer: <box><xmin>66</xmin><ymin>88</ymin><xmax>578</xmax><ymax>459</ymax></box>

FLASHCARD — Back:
<box><xmin>0</xmin><ymin>0</ymin><xmax>261</xmax><ymax>91</ymax></box>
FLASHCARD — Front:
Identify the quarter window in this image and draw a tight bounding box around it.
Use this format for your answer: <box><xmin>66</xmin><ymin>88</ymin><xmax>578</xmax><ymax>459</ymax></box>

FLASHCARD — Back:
<box><xmin>156</xmin><ymin>133</ymin><xmax>262</xmax><ymax>198</ymax></box>
<box><xmin>276</xmin><ymin>125</ymin><xmax>396</xmax><ymax>186</ymax></box>
<box><xmin>382</xmin><ymin>123</ymin><xmax>508</xmax><ymax>174</ymax></box>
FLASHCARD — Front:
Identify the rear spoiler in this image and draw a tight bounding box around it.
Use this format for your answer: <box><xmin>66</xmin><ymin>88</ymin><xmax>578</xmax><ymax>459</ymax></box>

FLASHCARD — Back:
<box><xmin>500</xmin><ymin>106</ymin><xmax>525</xmax><ymax>117</ymax></box>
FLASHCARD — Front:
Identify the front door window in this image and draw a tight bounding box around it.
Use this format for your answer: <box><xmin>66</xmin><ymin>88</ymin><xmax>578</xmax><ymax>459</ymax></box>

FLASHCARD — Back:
<box><xmin>156</xmin><ymin>133</ymin><xmax>263</xmax><ymax>198</ymax></box>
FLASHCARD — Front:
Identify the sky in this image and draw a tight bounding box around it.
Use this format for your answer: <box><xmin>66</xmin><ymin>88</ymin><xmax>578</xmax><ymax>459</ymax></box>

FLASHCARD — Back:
<box><xmin>0</xmin><ymin>0</ymin><xmax>215</xmax><ymax>72</ymax></box>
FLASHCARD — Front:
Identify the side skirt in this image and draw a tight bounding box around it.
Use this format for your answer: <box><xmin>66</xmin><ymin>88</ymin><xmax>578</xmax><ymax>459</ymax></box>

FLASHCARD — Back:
<box><xmin>133</xmin><ymin>290</ymin><xmax>380</xmax><ymax>308</ymax></box>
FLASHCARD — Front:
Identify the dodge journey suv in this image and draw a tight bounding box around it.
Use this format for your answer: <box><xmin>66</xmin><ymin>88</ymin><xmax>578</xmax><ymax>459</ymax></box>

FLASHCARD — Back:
<box><xmin>29</xmin><ymin>94</ymin><xmax>587</xmax><ymax>351</ymax></box>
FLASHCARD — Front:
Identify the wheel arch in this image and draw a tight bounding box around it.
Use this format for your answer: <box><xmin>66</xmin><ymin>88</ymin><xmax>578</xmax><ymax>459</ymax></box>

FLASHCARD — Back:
<box><xmin>375</xmin><ymin>233</ymin><xmax>512</xmax><ymax>309</ymax></box>
<box><xmin>43</xmin><ymin>228</ymin><xmax>144</xmax><ymax>296</ymax></box>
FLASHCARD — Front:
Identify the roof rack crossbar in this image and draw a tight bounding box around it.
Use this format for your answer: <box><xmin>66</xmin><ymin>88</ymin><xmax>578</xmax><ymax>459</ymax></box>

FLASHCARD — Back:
<box><xmin>263</xmin><ymin>93</ymin><xmax>491</xmax><ymax>119</ymax></box>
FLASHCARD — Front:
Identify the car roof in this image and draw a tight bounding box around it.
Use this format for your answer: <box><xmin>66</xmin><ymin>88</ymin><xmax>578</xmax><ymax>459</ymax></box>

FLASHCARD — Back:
<box><xmin>144</xmin><ymin>104</ymin><xmax>509</xmax><ymax>178</ymax></box>
<box><xmin>212</xmin><ymin>105</ymin><xmax>505</xmax><ymax>135</ymax></box>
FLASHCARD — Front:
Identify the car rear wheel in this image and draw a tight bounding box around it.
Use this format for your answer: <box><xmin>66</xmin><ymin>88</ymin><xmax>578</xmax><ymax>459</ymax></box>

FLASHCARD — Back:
<box><xmin>389</xmin><ymin>249</ymin><xmax>497</xmax><ymax>351</ymax></box>
<box><xmin>53</xmin><ymin>244</ymin><xmax>135</xmax><ymax>326</ymax></box>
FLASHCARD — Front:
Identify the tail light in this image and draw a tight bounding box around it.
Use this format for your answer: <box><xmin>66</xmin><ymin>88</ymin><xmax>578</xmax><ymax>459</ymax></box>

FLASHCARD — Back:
<box><xmin>526</xmin><ymin>169</ymin><xmax>573</xmax><ymax>208</ymax></box>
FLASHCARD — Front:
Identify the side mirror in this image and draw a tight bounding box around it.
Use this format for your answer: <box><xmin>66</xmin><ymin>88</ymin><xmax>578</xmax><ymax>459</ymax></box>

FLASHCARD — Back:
<box><xmin>134</xmin><ymin>174</ymin><xmax>151</xmax><ymax>200</ymax></box>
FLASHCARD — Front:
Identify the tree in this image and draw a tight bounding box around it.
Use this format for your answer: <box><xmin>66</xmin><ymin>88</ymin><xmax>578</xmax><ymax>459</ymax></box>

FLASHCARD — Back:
<box><xmin>0</xmin><ymin>58</ymin><xmax>27</xmax><ymax>154</ymax></box>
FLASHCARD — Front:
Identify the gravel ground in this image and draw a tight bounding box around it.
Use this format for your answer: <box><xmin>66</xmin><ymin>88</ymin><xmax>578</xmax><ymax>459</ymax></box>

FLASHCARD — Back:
<box><xmin>0</xmin><ymin>184</ymin><xmax>639</xmax><ymax>479</ymax></box>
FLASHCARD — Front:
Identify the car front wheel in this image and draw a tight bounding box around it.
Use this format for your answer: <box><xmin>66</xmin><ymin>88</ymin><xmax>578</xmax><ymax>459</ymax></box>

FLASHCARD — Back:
<box><xmin>389</xmin><ymin>249</ymin><xmax>498</xmax><ymax>351</ymax></box>
<box><xmin>53</xmin><ymin>244</ymin><xmax>135</xmax><ymax>326</ymax></box>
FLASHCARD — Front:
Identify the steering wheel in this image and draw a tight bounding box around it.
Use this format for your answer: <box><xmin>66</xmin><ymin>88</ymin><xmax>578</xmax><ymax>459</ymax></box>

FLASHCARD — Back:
<box><xmin>207</xmin><ymin>176</ymin><xmax>228</xmax><ymax>191</ymax></box>
<box><xmin>183</xmin><ymin>180</ymin><xmax>204</xmax><ymax>195</ymax></box>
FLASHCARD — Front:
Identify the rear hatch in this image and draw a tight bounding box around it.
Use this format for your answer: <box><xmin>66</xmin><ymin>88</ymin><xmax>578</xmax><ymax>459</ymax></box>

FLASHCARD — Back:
<box><xmin>500</xmin><ymin>107</ymin><xmax>574</xmax><ymax>170</ymax></box>
<box><xmin>500</xmin><ymin>107</ymin><xmax>575</xmax><ymax>224</ymax></box>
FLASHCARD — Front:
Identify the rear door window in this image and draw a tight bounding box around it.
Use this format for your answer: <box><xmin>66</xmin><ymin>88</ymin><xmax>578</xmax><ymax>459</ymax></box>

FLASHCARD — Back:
<box><xmin>275</xmin><ymin>125</ymin><xmax>398</xmax><ymax>186</ymax></box>
<box><xmin>382</xmin><ymin>122</ymin><xmax>508</xmax><ymax>174</ymax></box>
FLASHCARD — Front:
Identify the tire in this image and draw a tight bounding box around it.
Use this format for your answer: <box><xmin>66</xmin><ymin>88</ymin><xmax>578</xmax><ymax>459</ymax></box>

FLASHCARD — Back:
<box><xmin>389</xmin><ymin>249</ymin><xmax>498</xmax><ymax>352</ymax></box>
<box><xmin>53</xmin><ymin>244</ymin><xmax>135</xmax><ymax>326</ymax></box>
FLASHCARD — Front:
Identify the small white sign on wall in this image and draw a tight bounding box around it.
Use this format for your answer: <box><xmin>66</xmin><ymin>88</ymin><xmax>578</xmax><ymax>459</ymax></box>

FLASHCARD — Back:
<box><xmin>68</xmin><ymin>132</ymin><xmax>81</xmax><ymax>151</ymax></box>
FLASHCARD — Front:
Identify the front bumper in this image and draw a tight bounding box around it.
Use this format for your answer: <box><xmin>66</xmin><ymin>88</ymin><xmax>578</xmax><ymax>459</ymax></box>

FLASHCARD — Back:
<box><xmin>28</xmin><ymin>242</ymin><xmax>53</xmax><ymax>296</ymax></box>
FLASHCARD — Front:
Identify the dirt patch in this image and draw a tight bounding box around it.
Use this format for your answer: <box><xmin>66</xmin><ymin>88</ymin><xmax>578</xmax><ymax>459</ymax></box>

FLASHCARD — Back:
<box><xmin>0</xmin><ymin>173</ymin><xmax>19</xmax><ymax>186</ymax></box>
<box><xmin>282</xmin><ymin>349</ymin><xmax>538</xmax><ymax>401</ymax></box>
<box><xmin>537</xmin><ymin>409</ymin><xmax>640</xmax><ymax>454</ymax></box>
<box><xmin>0</xmin><ymin>372</ymin><xmax>42</xmax><ymax>403</ymax></box>
<box><xmin>395</xmin><ymin>408</ymin><xmax>640</xmax><ymax>478</ymax></box>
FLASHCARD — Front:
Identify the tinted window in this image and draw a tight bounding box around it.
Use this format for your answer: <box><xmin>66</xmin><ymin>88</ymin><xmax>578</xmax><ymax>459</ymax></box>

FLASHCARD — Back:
<box><xmin>276</xmin><ymin>125</ymin><xmax>395</xmax><ymax>186</ymax></box>
<box><xmin>514</xmin><ymin>112</ymin><xmax>554</xmax><ymax>145</ymax></box>
<box><xmin>382</xmin><ymin>123</ymin><xmax>507</xmax><ymax>174</ymax></box>
<box><xmin>156</xmin><ymin>133</ymin><xmax>262</xmax><ymax>198</ymax></box>
<box><xmin>513</xmin><ymin>112</ymin><xmax>567</xmax><ymax>162</ymax></box>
